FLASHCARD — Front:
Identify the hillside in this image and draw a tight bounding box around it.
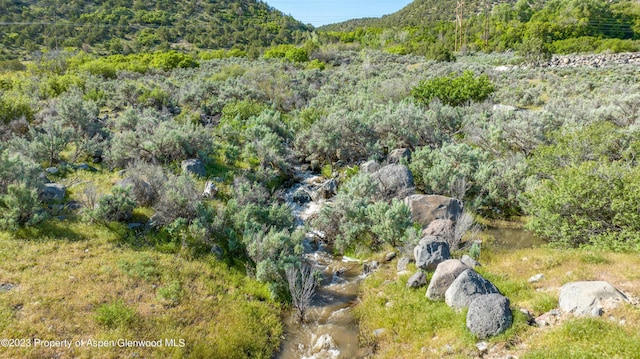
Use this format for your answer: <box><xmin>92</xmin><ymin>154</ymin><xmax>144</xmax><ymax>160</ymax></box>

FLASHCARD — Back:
<box><xmin>320</xmin><ymin>0</ymin><xmax>520</xmax><ymax>31</ymax></box>
<box><xmin>319</xmin><ymin>0</ymin><xmax>640</xmax><ymax>59</ymax></box>
<box><xmin>0</xmin><ymin>0</ymin><xmax>312</xmax><ymax>57</ymax></box>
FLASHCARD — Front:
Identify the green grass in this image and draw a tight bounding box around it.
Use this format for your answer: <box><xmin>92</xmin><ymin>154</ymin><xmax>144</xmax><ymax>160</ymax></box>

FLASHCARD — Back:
<box><xmin>525</xmin><ymin>317</ymin><xmax>640</xmax><ymax>359</ymax></box>
<box><xmin>356</xmin><ymin>246</ymin><xmax>640</xmax><ymax>358</ymax></box>
<box><xmin>0</xmin><ymin>226</ymin><xmax>283</xmax><ymax>359</ymax></box>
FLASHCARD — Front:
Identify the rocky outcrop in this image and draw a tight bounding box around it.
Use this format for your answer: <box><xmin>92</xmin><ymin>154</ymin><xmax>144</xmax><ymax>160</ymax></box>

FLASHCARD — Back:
<box><xmin>386</xmin><ymin>148</ymin><xmax>411</xmax><ymax>164</ymax></box>
<box><xmin>445</xmin><ymin>269</ymin><xmax>500</xmax><ymax>310</ymax></box>
<box><xmin>426</xmin><ymin>259</ymin><xmax>469</xmax><ymax>300</ymax></box>
<box><xmin>404</xmin><ymin>194</ymin><xmax>463</xmax><ymax>227</ymax></box>
<box><xmin>545</xmin><ymin>52</ymin><xmax>640</xmax><ymax>68</ymax></box>
<box><xmin>413</xmin><ymin>237</ymin><xmax>450</xmax><ymax>271</ymax></box>
<box><xmin>407</xmin><ymin>271</ymin><xmax>427</xmax><ymax>289</ymax></box>
<box><xmin>371</xmin><ymin>164</ymin><xmax>414</xmax><ymax>199</ymax></box>
<box><xmin>181</xmin><ymin>158</ymin><xmax>206</xmax><ymax>177</ymax></box>
<box><xmin>559</xmin><ymin>281</ymin><xmax>629</xmax><ymax>317</ymax></box>
<box><xmin>39</xmin><ymin>183</ymin><xmax>66</xmax><ymax>202</ymax></box>
<box><xmin>466</xmin><ymin>294</ymin><xmax>513</xmax><ymax>339</ymax></box>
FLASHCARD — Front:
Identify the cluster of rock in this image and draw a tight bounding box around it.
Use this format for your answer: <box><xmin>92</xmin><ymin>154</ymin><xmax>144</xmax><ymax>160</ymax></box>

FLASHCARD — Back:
<box><xmin>545</xmin><ymin>52</ymin><xmax>640</xmax><ymax>68</ymax></box>
<box><xmin>407</xmin><ymin>237</ymin><xmax>513</xmax><ymax>339</ymax></box>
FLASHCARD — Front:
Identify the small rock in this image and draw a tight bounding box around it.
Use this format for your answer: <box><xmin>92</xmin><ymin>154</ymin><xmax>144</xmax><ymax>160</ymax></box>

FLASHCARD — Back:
<box><xmin>407</xmin><ymin>271</ymin><xmax>427</xmax><ymax>289</ymax></box>
<box><xmin>373</xmin><ymin>328</ymin><xmax>386</xmax><ymax>337</ymax></box>
<box><xmin>397</xmin><ymin>257</ymin><xmax>412</xmax><ymax>272</ymax></box>
<box><xmin>0</xmin><ymin>283</ymin><xmax>16</xmax><ymax>293</ymax></box>
<box><xmin>363</xmin><ymin>261</ymin><xmax>380</xmax><ymax>275</ymax></box>
<box><xmin>203</xmin><ymin>181</ymin><xmax>218</xmax><ymax>198</ymax></box>
<box><xmin>528</xmin><ymin>274</ymin><xmax>544</xmax><ymax>283</ymax></box>
<box><xmin>181</xmin><ymin>158</ymin><xmax>206</xmax><ymax>177</ymax></box>
<box><xmin>476</xmin><ymin>341</ymin><xmax>489</xmax><ymax>352</ymax></box>
<box><xmin>74</xmin><ymin>163</ymin><xmax>97</xmax><ymax>172</ymax></box>
<box><xmin>45</xmin><ymin>167</ymin><xmax>59</xmax><ymax>175</ymax></box>
<box><xmin>384</xmin><ymin>252</ymin><xmax>396</xmax><ymax>262</ymax></box>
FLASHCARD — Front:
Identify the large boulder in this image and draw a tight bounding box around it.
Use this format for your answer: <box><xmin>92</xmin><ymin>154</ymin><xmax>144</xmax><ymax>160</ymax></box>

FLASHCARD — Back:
<box><xmin>404</xmin><ymin>194</ymin><xmax>463</xmax><ymax>227</ymax></box>
<box><xmin>466</xmin><ymin>294</ymin><xmax>513</xmax><ymax>339</ymax></box>
<box><xmin>413</xmin><ymin>237</ymin><xmax>450</xmax><ymax>271</ymax></box>
<box><xmin>426</xmin><ymin>259</ymin><xmax>469</xmax><ymax>300</ymax></box>
<box><xmin>311</xmin><ymin>179</ymin><xmax>338</xmax><ymax>201</ymax></box>
<box><xmin>360</xmin><ymin>160</ymin><xmax>380</xmax><ymax>174</ymax></box>
<box><xmin>371</xmin><ymin>164</ymin><xmax>414</xmax><ymax>199</ymax></box>
<box><xmin>181</xmin><ymin>158</ymin><xmax>206</xmax><ymax>177</ymax></box>
<box><xmin>559</xmin><ymin>281</ymin><xmax>629</xmax><ymax>317</ymax></box>
<box><xmin>387</xmin><ymin>148</ymin><xmax>411</xmax><ymax>164</ymax></box>
<box><xmin>39</xmin><ymin>183</ymin><xmax>66</xmax><ymax>202</ymax></box>
<box><xmin>445</xmin><ymin>269</ymin><xmax>500</xmax><ymax>310</ymax></box>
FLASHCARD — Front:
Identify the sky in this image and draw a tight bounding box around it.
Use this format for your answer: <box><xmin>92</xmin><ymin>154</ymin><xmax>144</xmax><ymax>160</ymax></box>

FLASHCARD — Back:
<box><xmin>265</xmin><ymin>0</ymin><xmax>414</xmax><ymax>27</ymax></box>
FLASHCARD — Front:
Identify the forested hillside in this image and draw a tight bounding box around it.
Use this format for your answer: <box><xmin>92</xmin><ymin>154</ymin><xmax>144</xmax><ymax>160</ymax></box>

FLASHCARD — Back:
<box><xmin>0</xmin><ymin>0</ymin><xmax>311</xmax><ymax>58</ymax></box>
<box><xmin>320</xmin><ymin>0</ymin><xmax>640</xmax><ymax>59</ymax></box>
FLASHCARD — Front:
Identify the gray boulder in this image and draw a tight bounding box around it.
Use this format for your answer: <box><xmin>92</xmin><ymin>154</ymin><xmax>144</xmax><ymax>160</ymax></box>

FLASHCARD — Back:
<box><xmin>181</xmin><ymin>158</ymin><xmax>206</xmax><ymax>177</ymax></box>
<box><xmin>371</xmin><ymin>164</ymin><xmax>414</xmax><ymax>199</ymax></box>
<box><xmin>426</xmin><ymin>259</ymin><xmax>469</xmax><ymax>300</ymax></box>
<box><xmin>404</xmin><ymin>194</ymin><xmax>463</xmax><ymax>227</ymax></box>
<box><xmin>312</xmin><ymin>179</ymin><xmax>338</xmax><ymax>201</ymax></box>
<box><xmin>360</xmin><ymin>160</ymin><xmax>380</xmax><ymax>174</ymax></box>
<box><xmin>407</xmin><ymin>271</ymin><xmax>427</xmax><ymax>288</ymax></box>
<box><xmin>422</xmin><ymin>219</ymin><xmax>454</xmax><ymax>238</ymax></box>
<box><xmin>413</xmin><ymin>237</ymin><xmax>450</xmax><ymax>271</ymax></box>
<box><xmin>39</xmin><ymin>183</ymin><xmax>66</xmax><ymax>202</ymax></box>
<box><xmin>445</xmin><ymin>269</ymin><xmax>500</xmax><ymax>310</ymax></box>
<box><xmin>466</xmin><ymin>294</ymin><xmax>513</xmax><ymax>339</ymax></box>
<box><xmin>387</xmin><ymin>148</ymin><xmax>411</xmax><ymax>164</ymax></box>
<box><xmin>461</xmin><ymin>254</ymin><xmax>481</xmax><ymax>268</ymax></box>
<box><xmin>559</xmin><ymin>281</ymin><xmax>629</xmax><ymax>316</ymax></box>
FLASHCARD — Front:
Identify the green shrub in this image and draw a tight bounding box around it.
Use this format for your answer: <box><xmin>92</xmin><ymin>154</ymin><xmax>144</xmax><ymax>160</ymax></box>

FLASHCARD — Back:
<box><xmin>0</xmin><ymin>183</ymin><xmax>46</xmax><ymax>230</ymax></box>
<box><xmin>90</xmin><ymin>186</ymin><xmax>136</xmax><ymax>223</ymax></box>
<box><xmin>95</xmin><ymin>300</ymin><xmax>137</xmax><ymax>330</ymax></box>
<box><xmin>411</xmin><ymin>70</ymin><xmax>495</xmax><ymax>107</ymax></box>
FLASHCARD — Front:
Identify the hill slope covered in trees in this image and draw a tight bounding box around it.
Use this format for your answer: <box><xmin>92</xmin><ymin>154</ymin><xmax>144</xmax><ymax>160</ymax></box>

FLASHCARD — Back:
<box><xmin>0</xmin><ymin>0</ymin><xmax>312</xmax><ymax>58</ymax></box>
<box><xmin>319</xmin><ymin>0</ymin><xmax>640</xmax><ymax>59</ymax></box>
